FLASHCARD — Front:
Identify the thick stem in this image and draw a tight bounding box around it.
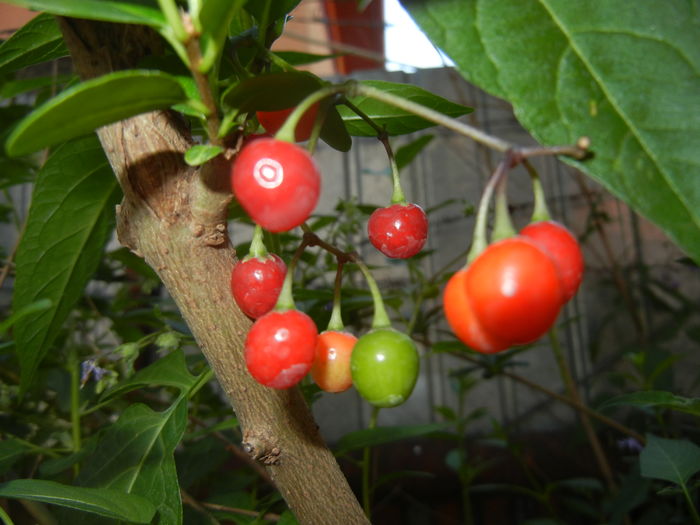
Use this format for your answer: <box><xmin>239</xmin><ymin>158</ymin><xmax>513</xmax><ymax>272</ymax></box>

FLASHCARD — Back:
<box><xmin>68</xmin><ymin>347</ymin><xmax>82</xmax><ymax>473</ymax></box>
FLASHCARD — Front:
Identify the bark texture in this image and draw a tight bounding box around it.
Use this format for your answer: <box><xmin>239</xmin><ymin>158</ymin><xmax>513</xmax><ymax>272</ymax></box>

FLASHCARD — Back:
<box><xmin>58</xmin><ymin>18</ymin><xmax>369</xmax><ymax>525</ymax></box>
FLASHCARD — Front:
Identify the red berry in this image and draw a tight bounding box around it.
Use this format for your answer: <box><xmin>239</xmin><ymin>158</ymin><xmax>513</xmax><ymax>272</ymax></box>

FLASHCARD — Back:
<box><xmin>230</xmin><ymin>254</ymin><xmax>287</xmax><ymax>319</ymax></box>
<box><xmin>367</xmin><ymin>203</ymin><xmax>428</xmax><ymax>259</ymax></box>
<box><xmin>244</xmin><ymin>309</ymin><xmax>318</xmax><ymax>389</ymax></box>
<box><xmin>465</xmin><ymin>237</ymin><xmax>563</xmax><ymax>345</ymax></box>
<box><xmin>257</xmin><ymin>103</ymin><xmax>320</xmax><ymax>142</ymax></box>
<box><xmin>311</xmin><ymin>330</ymin><xmax>357</xmax><ymax>393</ymax></box>
<box><xmin>231</xmin><ymin>138</ymin><xmax>321</xmax><ymax>232</ymax></box>
<box><xmin>520</xmin><ymin>221</ymin><xmax>584</xmax><ymax>302</ymax></box>
<box><xmin>443</xmin><ymin>269</ymin><xmax>511</xmax><ymax>353</ymax></box>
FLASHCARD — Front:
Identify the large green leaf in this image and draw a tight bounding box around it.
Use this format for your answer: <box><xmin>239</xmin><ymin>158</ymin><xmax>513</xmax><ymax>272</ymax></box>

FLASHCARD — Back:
<box><xmin>338</xmin><ymin>80</ymin><xmax>472</xmax><ymax>136</ymax></box>
<box><xmin>401</xmin><ymin>0</ymin><xmax>700</xmax><ymax>263</ymax></box>
<box><xmin>0</xmin><ymin>13</ymin><xmax>68</xmax><ymax>75</ymax></box>
<box><xmin>13</xmin><ymin>135</ymin><xmax>120</xmax><ymax>392</ymax></box>
<box><xmin>6</xmin><ymin>70</ymin><xmax>187</xmax><ymax>156</ymax></box>
<box><xmin>0</xmin><ymin>0</ymin><xmax>165</xmax><ymax>27</ymax></box>
<box><xmin>0</xmin><ymin>479</ymin><xmax>156</xmax><ymax>523</ymax></box>
<box><xmin>73</xmin><ymin>398</ymin><xmax>188</xmax><ymax>525</ymax></box>
<box><xmin>640</xmin><ymin>434</ymin><xmax>700</xmax><ymax>486</ymax></box>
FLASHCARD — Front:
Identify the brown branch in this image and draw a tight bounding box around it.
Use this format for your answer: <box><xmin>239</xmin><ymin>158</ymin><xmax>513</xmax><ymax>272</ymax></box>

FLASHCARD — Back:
<box><xmin>57</xmin><ymin>18</ymin><xmax>368</xmax><ymax>525</ymax></box>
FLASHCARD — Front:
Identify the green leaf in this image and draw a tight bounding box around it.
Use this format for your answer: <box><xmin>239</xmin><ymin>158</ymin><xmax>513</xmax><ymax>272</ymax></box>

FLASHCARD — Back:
<box><xmin>100</xmin><ymin>349</ymin><xmax>201</xmax><ymax>402</ymax></box>
<box><xmin>6</xmin><ymin>70</ymin><xmax>187</xmax><ymax>156</ymax></box>
<box><xmin>0</xmin><ymin>0</ymin><xmax>165</xmax><ymax>27</ymax></box>
<box><xmin>0</xmin><ymin>479</ymin><xmax>155</xmax><ymax>523</ymax></box>
<box><xmin>339</xmin><ymin>80</ymin><xmax>472</xmax><ymax>136</ymax></box>
<box><xmin>395</xmin><ymin>134</ymin><xmax>434</xmax><ymax>171</ymax></box>
<box><xmin>0</xmin><ymin>13</ymin><xmax>69</xmax><ymax>75</ymax></box>
<box><xmin>198</xmin><ymin>0</ymin><xmax>247</xmax><ymax>72</ymax></box>
<box><xmin>13</xmin><ymin>135</ymin><xmax>120</xmax><ymax>392</ymax></box>
<box><xmin>274</xmin><ymin>51</ymin><xmax>340</xmax><ymax>66</ymax></box>
<box><xmin>184</xmin><ymin>144</ymin><xmax>224</xmax><ymax>166</ymax></box>
<box><xmin>335</xmin><ymin>422</ymin><xmax>450</xmax><ymax>456</ymax></box>
<box><xmin>0</xmin><ymin>298</ymin><xmax>52</xmax><ymax>336</ymax></box>
<box><xmin>222</xmin><ymin>71</ymin><xmax>324</xmax><ymax>112</ymax></box>
<box><xmin>598</xmin><ymin>390</ymin><xmax>700</xmax><ymax>417</ymax></box>
<box><xmin>244</xmin><ymin>0</ymin><xmax>301</xmax><ymax>22</ymax></box>
<box><xmin>640</xmin><ymin>434</ymin><xmax>700</xmax><ymax>486</ymax></box>
<box><xmin>401</xmin><ymin>0</ymin><xmax>700</xmax><ymax>263</ymax></box>
<box><xmin>73</xmin><ymin>398</ymin><xmax>188</xmax><ymax>524</ymax></box>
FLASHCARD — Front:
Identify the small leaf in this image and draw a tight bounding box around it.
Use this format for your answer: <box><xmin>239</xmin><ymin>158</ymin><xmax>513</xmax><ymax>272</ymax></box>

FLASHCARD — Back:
<box><xmin>640</xmin><ymin>434</ymin><xmax>700</xmax><ymax>486</ymax></box>
<box><xmin>0</xmin><ymin>13</ymin><xmax>68</xmax><ymax>75</ymax></box>
<box><xmin>395</xmin><ymin>134</ymin><xmax>434</xmax><ymax>171</ymax></box>
<box><xmin>335</xmin><ymin>423</ymin><xmax>450</xmax><ymax>456</ymax></box>
<box><xmin>598</xmin><ymin>390</ymin><xmax>700</xmax><ymax>417</ymax></box>
<box><xmin>100</xmin><ymin>349</ymin><xmax>201</xmax><ymax>402</ymax></box>
<box><xmin>13</xmin><ymin>136</ymin><xmax>119</xmax><ymax>392</ymax></box>
<box><xmin>339</xmin><ymin>80</ymin><xmax>472</xmax><ymax>136</ymax></box>
<box><xmin>0</xmin><ymin>479</ymin><xmax>156</xmax><ymax>523</ymax></box>
<box><xmin>6</xmin><ymin>70</ymin><xmax>187</xmax><ymax>157</ymax></box>
<box><xmin>274</xmin><ymin>51</ymin><xmax>340</xmax><ymax>66</ymax></box>
<box><xmin>0</xmin><ymin>0</ymin><xmax>165</xmax><ymax>27</ymax></box>
<box><xmin>184</xmin><ymin>144</ymin><xmax>224</xmax><ymax>166</ymax></box>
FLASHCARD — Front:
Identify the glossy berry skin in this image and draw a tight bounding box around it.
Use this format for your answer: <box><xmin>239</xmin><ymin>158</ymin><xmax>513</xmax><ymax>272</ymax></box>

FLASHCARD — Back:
<box><xmin>367</xmin><ymin>203</ymin><xmax>428</xmax><ymax>259</ymax></box>
<box><xmin>520</xmin><ymin>221</ymin><xmax>584</xmax><ymax>302</ymax></box>
<box><xmin>443</xmin><ymin>269</ymin><xmax>510</xmax><ymax>353</ymax></box>
<box><xmin>257</xmin><ymin>103</ymin><xmax>319</xmax><ymax>142</ymax></box>
<box><xmin>311</xmin><ymin>330</ymin><xmax>358</xmax><ymax>393</ymax></box>
<box><xmin>350</xmin><ymin>328</ymin><xmax>419</xmax><ymax>408</ymax></box>
<box><xmin>230</xmin><ymin>254</ymin><xmax>287</xmax><ymax>319</ymax></box>
<box><xmin>231</xmin><ymin>138</ymin><xmax>321</xmax><ymax>232</ymax></box>
<box><xmin>465</xmin><ymin>237</ymin><xmax>563</xmax><ymax>346</ymax></box>
<box><xmin>244</xmin><ymin>309</ymin><xmax>318</xmax><ymax>389</ymax></box>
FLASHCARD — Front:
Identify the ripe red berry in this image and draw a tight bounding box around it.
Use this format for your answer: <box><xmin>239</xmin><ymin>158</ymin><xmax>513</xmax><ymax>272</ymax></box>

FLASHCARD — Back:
<box><xmin>520</xmin><ymin>221</ymin><xmax>584</xmax><ymax>302</ymax></box>
<box><xmin>367</xmin><ymin>203</ymin><xmax>428</xmax><ymax>259</ymax></box>
<box><xmin>257</xmin><ymin>103</ymin><xmax>320</xmax><ymax>142</ymax></box>
<box><xmin>443</xmin><ymin>269</ymin><xmax>511</xmax><ymax>353</ymax></box>
<box><xmin>311</xmin><ymin>330</ymin><xmax>357</xmax><ymax>393</ymax></box>
<box><xmin>231</xmin><ymin>138</ymin><xmax>321</xmax><ymax>232</ymax></box>
<box><xmin>244</xmin><ymin>309</ymin><xmax>318</xmax><ymax>389</ymax></box>
<box><xmin>230</xmin><ymin>254</ymin><xmax>287</xmax><ymax>319</ymax></box>
<box><xmin>465</xmin><ymin>237</ymin><xmax>563</xmax><ymax>346</ymax></box>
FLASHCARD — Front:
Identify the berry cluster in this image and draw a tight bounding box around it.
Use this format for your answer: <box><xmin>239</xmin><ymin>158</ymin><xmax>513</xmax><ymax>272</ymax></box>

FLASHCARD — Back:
<box><xmin>227</xmin><ymin>112</ymin><xmax>584</xmax><ymax>406</ymax></box>
<box><xmin>229</xmin><ymin>135</ymin><xmax>423</xmax><ymax>407</ymax></box>
<box><xmin>443</xmin><ymin>160</ymin><xmax>584</xmax><ymax>354</ymax></box>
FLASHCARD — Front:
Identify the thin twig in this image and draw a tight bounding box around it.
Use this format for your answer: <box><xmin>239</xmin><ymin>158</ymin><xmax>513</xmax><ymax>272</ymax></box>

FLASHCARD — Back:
<box><xmin>448</xmin><ymin>351</ymin><xmax>645</xmax><ymax>444</ymax></box>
